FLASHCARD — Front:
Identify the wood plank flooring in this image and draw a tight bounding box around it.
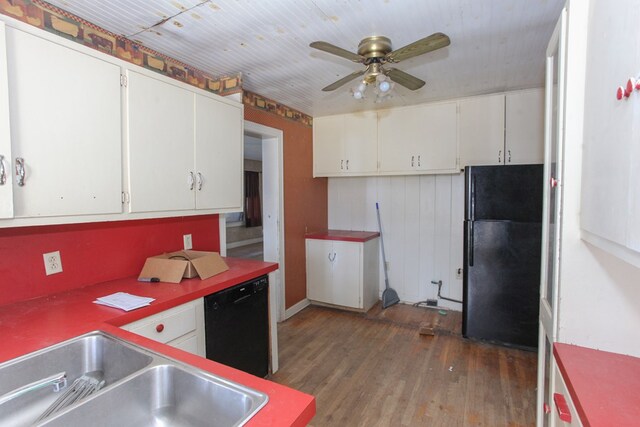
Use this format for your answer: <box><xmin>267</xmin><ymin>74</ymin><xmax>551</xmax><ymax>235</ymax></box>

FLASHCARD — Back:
<box><xmin>270</xmin><ymin>303</ymin><xmax>537</xmax><ymax>427</ymax></box>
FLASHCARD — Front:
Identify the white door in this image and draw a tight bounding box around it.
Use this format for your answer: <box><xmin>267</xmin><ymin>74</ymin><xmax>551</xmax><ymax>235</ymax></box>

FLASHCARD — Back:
<box><xmin>416</xmin><ymin>102</ymin><xmax>458</xmax><ymax>171</ymax></box>
<box><xmin>506</xmin><ymin>90</ymin><xmax>545</xmax><ymax>165</ymax></box>
<box><xmin>331</xmin><ymin>241</ymin><xmax>361</xmax><ymax>308</ymax></box>
<box><xmin>459</xmin><ymin>94</ymin><xmax>505</xmax><ymax>166</ymax></box>
<box><xmin>537</xmin><ymin>9</ymin><xmax>566</xmax><ymax>427</ymax></box>
<box><xmin>313</xmin><ymin>115</ymin><xmax>344</xmax><ymax>176</ymax></box>
<box><xmin>306</xmin><ymin>239</ymin><xmax>333</xmax><ymax>303</ymax></box>
<box><xmin>377</xmin><ymin>107</ymin><xmax>421</xmax><ymax>173</ymax></box>
<box><xmin>0</xmin><ymin>22</ymin><xmax>13</xmax><ymax>219</ymax></box>
<box><xmin>127</xmin><ymin>70</ymin><xmax>195</xmax><ymax>212</ymax></box>
<box><xmin>343</xmin><ymin>111</ymin><xmax>378</xmax><ymax>175</ymax></box>
<box><xmin>195</xmin><ymin>95</ymin><xmax>242</xmax><ymax>210</ymax></box>
<box><xmin>7</xmin><ymin>28</ymin><xmax>122</xmax><ymax>218</ymax></box>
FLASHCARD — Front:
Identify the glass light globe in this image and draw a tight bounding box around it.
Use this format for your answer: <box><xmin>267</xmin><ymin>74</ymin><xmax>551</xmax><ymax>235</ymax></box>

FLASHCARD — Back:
<box><xmin>379</xmin><ymin>81</ymin><xmax>391</xmax><ymax>93</ymax></box>
<box><xmin>353</xmin><ymin>91</ymin><xmax>363</xmax><ymax>100</ymax></box>
<box><xmin>357</xmin><ymin>82</ymin><xmax>367</xmax><ymax>93</ymax></box>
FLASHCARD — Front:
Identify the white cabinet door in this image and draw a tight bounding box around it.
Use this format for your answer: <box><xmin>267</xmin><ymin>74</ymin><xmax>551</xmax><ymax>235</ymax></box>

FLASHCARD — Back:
<box><xmin>331</xmin><ymin>241</ymin><xmax>361</xmax><ymax>308</ymax></box>
<box><xmin>378</xmin><ymin>103</ymin><xmax>458</xmax><ymax>174</ymax></box>
<box><xmin>506</xmin><ymin>89</ymin><xmax>545</xmax><ymax>164</ymax></box>
<box><xmin>378</xmin><ymin>107</ymin><xmax>421</xmax><ymax>173</ymax></box>
<box><xmin>7</xmin><ymin>28</ymin><xmax>122</xmax><ymax>218</ymax></box>
<box><xmin>313</xmin><ymin>115</ymin><xmax>344</xmax><ymax>176</ymax></box>
<box><xmin>416</xmin><ymin>102</ymin><xmax>457</xmax><ymax>171</ymax></box>
<box><xmin>459</xmin><ymin>94</ymin><xmax>505</xmax><ymax>167</ymax></box>
<box><xmin>343</xmin><ymin>111</ymin><xmax>378</xmax><ymax>175</ymax></box>
<box><xmin>552</xmin><ymin>362</ymin><xmax>582</xmax><ymax>426</ymax></box>
<box><xmin>306</xmin><ymin>239</ymin><xmax>334</xmax><ymax>303</ymax></box>
<box><xmin>195</xmin><ymin>95</ymin><xmax>242</xmax><ymax>210</ymax></box>
<box><xmin>127</xmin><ymin>70</ymin><xmax>195</xmax><ymax>213</ymax></box>
<box><xmin>0</xmin><ymin>22</ymin><xmax>13</xmax><ymax>219</ymax></box>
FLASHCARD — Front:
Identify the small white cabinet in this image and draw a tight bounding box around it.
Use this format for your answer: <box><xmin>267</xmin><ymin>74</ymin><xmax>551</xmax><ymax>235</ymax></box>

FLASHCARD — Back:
<box><xmin>313</xmin><ymin>111</ymin><xmax>377</xmax><ymax>177</ymax></box>
<box><xmin>377</xmin><ymin>102</ymin><xmax>458</xmax><ymax>174</ymax></box>
<box><xmin>306</xmin><ymin>232</ymin><xmax>379</xmax><ymax>311</ymax></box>
<box><xmin>459</xmin><ymin>89</ymin><xmax>544</xmax><ymax>167</ymax></box>
<box><xmin>552</xmin><ymin>362</ymin><xmax>582</xmax><ymax>426</ymax></box>
<box><xmin>5</xmin><ymin>26</ymin><xmax>122</xmax><ymax>218</ymax></box>
<box><xmin>126</xmin><ymin>69</ymin><xmax>243</xmax><ymax>213</ymax></box>
<box><xmin>0</xmin><ymin>22</ymin><xmax>12</xmax><ymax>219</ymax></box>
<box><xmin>121</xmin><ymin>299</ymin><xmax>205</xmax><ymax>357</ymax></box>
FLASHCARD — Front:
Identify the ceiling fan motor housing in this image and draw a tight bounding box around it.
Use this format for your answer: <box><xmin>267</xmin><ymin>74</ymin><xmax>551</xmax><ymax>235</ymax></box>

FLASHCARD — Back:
<box><xmin>357</xmin><ymin>36</ymin><xmax>392</xmax><ymax>62</ymax></box>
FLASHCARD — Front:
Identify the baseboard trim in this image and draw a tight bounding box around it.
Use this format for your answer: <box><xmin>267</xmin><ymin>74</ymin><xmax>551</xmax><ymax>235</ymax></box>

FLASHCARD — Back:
<box><xmin>227</xmin><ymin>237</ymin><xmax>263</xmax><ymax>249</ymax></box>
<box><xmin>284</xmin><ymin>298</ymin><xmax>310</xmax><ymax>319</ymax></box>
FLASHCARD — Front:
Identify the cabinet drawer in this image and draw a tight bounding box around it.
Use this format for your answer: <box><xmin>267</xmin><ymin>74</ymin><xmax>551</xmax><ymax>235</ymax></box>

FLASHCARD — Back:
<box><xmin>169</xmin><ymin>334</ymin><xmax>198</xmax><ymax>355</ymax></box>
<box><xmin>124</xmin><ymin>300</ymin><xmax>199</xmax><ymax>344</ymax></box>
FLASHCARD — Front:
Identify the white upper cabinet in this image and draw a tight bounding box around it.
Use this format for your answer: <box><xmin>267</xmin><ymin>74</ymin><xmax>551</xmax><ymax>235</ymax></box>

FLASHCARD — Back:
<box><xmin>0</xmin><ymin>22</ymin><xmax>13</xmax><ymax>219</ymax></box>
<box><xmin>459</xmin><ymin>94</ymin><xmax>505</xmax><ymax>166</ymax></box>
<box><xmin>313</xmin><ymin>111</ymin><xmax>377</xmax><ymax>177</ymax></box>
<box><xmin>6</xmin><ymin>27</ymin><xmax>122</xmax><ymax>218</ymax></box>
<box><xmin>459</xmin><ymin>89</ymin><xmax>544</xmax><ymax>167</ymax></box>
<box><xmin>194</xmin><ymin>94</ymin><xmax>243</xmax><ymax>210</ymax></box>
<box><xmin>126</xmin><ymin>69</ymin><xmax>195</xmax><ymax>213</ymax></box>
<box><xmin>505</xmin><ymin>89</ymin><xmax>545</xmax><ymax>164</ymax></box>
<box><xmin>378</xmin><ymin>102</ymin><xmax>458</xmax><ymax>174</ymax></box>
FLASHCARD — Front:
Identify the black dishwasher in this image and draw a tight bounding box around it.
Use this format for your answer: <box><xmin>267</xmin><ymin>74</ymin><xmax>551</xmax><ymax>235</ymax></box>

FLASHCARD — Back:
<box><xmin>204</xmin><ymin>275</ymin><xmax>269</xmax><ymax>378</ymax></box>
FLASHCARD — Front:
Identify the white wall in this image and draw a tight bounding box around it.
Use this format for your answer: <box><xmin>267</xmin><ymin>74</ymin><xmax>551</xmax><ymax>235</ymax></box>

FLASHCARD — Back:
<box><xmin>554</xmin><ymin>0</ymin><xmax>640</xmax><ymax>357</ymax></box>
<box><xmin>328</xmin><ymin>174</ymin><xmax>464</xmax><ymax>310</ymax></box>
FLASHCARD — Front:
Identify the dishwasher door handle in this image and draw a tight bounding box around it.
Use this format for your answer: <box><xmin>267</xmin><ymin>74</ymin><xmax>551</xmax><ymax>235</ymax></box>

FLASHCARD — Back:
<box><xmin>233</xmin><ymin>294</ymin><xmax>253</xmax><ymax>305</ymax></box>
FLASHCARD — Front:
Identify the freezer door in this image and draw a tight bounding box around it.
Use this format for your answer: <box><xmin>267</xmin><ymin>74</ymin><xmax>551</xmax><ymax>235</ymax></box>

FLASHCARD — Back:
<box><xmin>463</xmin><ymin>220</ymin><xmax>541</xmax><ymax>349</ymax></box>
<box><xmin>465</xmin><ymin>165</ymin><xmax>543</xmax><ymax>222</ymax></box>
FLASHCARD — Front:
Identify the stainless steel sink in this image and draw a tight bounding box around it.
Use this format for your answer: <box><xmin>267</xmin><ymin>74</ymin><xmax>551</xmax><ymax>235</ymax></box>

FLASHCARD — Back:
<box><xmin>42</xmin><ymin>364</ymin><xmax>268</xmax><ymax>427</ymax></box>
<box><xmin>0</xmin><ymin>332</ymin><xmax>153</xmax><ymax>426</ymax></box>
<box><xmin>0</xmin><ymin>331</ymin><xmax>268</xmax><ymax>427</ymax></box>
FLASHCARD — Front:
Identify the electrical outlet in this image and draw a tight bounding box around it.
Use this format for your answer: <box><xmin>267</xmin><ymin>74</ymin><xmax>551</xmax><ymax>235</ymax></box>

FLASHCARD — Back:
<box><xmin>183</xmin><ymin>234</ymin><xmax>193</xmax><ymax>250</ymax></box>
<box><xmin>456</xmin><ymin>267</ymin><xmax>462</xmax><ymax>280</ymax></box>
<box><xmin>385</xmin><ymin>261</ymin><xmax>390</xmax><ymax>271</ymax></box>
<box><xmin>43</xmin><ymin>251</ymin><xmax>63</xmax><ymax>275</ymax></box>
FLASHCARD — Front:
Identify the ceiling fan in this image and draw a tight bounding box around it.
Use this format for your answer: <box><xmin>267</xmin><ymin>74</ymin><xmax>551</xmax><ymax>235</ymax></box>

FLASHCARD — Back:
<box><xmin>309</xmin><ymin>33</ymin><xmax>450</xmax><ymax>95</ymax></box>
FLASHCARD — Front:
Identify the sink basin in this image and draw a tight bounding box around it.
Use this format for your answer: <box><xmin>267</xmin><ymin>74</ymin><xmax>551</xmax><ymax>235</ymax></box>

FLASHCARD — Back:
<box><xmin>0</xmin><ymin>332</ymin><xmax>153</xmax><ymax>426</ymax></box>
<box><xmin>42</xmin><ymin>364</ymin><xmax>268</xmax><ymax>427</ymax></box>
<box><xmin>0</xmin><ymin>331</ymin><xmax>268</xmax><ymax>427</ymax></box>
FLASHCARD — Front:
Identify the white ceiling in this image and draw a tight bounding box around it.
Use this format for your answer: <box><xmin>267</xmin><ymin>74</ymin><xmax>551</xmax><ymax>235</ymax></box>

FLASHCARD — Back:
<box><xmin>46</xmin><ymin>0</ymin><xmax>564</xmax><ymax>117</ymax></box>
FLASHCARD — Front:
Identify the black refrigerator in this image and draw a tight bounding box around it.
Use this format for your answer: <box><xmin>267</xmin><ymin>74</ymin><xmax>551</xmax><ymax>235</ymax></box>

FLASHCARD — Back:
<box><xmin>463</xmin><ymin>164</ymin><xmax>543</xmax><ymax>350</ymax></box>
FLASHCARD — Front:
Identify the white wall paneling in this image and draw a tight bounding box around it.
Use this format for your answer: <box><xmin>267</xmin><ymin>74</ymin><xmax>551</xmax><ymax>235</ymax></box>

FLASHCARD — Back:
<box><xmin>328</xmin><ymin>174</ymin><xmax>464</xmax><ymax>310</ymax></box>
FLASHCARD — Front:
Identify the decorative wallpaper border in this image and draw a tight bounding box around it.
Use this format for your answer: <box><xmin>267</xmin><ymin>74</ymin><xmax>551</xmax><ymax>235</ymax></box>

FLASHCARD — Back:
<box><xmin>0</xmin><ymin>0</ymin><xmax>313</xmax><ymax>126</ymax></box>
<box><xmin>243</xmin><ymin>90</ymin><xmax>313</xmax><ymax>127</ymax></box>
<box><xmin>0</xmin><ymin>0</ymin><xmax>241</xmax><ymax>95</ymax></box>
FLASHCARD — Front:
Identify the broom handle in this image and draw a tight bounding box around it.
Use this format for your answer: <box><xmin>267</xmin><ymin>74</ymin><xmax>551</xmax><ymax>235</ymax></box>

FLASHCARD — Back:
<box><xmin>376</xmin><ymin>203</ymin><xmax>391</xmax><ymax>290</ymax></box>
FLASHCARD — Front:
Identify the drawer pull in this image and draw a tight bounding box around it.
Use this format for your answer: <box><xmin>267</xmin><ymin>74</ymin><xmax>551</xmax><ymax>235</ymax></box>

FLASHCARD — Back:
<box><xmin>156</xmin><ymin>324</ymin><xmax>164</xmax><ymax>333</ymax></box>
<box><xmin>553</xmin><ymin>392</ymin><xmax>572</xmax><ymax>423</ymax></box>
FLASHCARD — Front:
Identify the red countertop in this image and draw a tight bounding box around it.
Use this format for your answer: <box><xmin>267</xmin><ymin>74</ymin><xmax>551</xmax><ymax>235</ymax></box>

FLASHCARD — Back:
<box><xmin>306</xmin><ymin>229</ymin><xmax>380</xmax><ymax>243</ymax></box>
<box><xmin>0</xmin><ymin>257</ymin><xmax>315</xmax><ymax>427</ymax></box>
<box><xmin>554</xmin><ymin>343</ymin><xmax>640</xmax><ymax>427</ymax></box>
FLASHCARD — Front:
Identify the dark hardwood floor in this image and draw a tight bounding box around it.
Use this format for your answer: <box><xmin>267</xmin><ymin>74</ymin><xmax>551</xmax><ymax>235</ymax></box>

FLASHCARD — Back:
<box><xmin>271</xmin><ymin>303</ymin><xmax>537</xmax><ymax>426</ymax></box>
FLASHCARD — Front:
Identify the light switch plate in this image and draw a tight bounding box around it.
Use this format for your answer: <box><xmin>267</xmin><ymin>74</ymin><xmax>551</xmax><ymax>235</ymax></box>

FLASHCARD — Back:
<box><xmin>183</xmin><ymin>234</ymin><xmax>193</xmax><ymax>250</ymax></box>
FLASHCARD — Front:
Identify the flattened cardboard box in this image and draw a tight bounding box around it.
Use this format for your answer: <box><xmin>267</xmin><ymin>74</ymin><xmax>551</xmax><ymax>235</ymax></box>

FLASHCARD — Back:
<box><xmin>138</xmin><ymin>250</ymin><xmax>229</xmax><ymax>284</ymax></box>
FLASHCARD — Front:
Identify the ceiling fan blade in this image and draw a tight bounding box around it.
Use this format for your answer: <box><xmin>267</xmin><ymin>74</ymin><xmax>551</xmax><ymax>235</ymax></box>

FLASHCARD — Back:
<box><xmin>310</xmin><ymin>41</ymin><xmax>364</xmax><ymax>63</ymax></box>
<box><xmin>387</xmin><ymin>68</ymin><xmax>425</xmax><ymax>90</ymax></box>
<box><xmin>322</xmin><ymin>70</ymin><xmax>366</xmax><ymax>91</ymax></box>
<box><xmin>386</xmin><ymin>33</ymin><xmax>450</xmax><ymax>63</ymax></box>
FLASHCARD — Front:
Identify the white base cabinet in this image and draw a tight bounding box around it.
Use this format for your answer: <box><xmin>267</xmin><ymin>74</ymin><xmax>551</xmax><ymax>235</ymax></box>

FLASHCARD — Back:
<box><xmin>121</xmin><ymin>299</ymin><xmax>205</xmax><ymax>357</ymax></box>
<box><xmin>306</xmin><ymin>236</ymin><xmax>379</xmax><ymax>311</ymax></box>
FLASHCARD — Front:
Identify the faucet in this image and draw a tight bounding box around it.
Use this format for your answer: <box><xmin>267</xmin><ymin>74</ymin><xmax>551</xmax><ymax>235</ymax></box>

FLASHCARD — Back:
<box><xmin>0</xmin><ymin>372</ymin><xmax>67</xmax><ymax>406</ymax></box>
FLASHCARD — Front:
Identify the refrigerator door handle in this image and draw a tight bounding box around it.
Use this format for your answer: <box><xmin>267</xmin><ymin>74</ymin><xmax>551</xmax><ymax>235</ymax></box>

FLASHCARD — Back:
<box><xmin>468</xmin><ymin>221</ymin><xmax>474</xmax><ymax>266</ymax></box>
<box><xmin>470</xmin><ymin>176</ymin><xmax>476</xmax><ymax>221</ymax></box>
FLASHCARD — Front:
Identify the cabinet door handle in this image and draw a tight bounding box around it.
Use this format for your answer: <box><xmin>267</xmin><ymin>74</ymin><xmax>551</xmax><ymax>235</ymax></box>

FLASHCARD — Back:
<box><xmin>188</xmin><ymin>171</ymin><xmax>195</xmax><ymax>190</ymax></box>
<box><xmin>417</xmin><ymin>155</ymin><xmax>421</xmax><ymax>167</ymax></box>
<box><xmin>346</xmin><ymin>159</ymin><xmax>349</xmax><ymax>170</ymax></box>
<box><xmin>498</xmin><ymin>150</ymin><xmax>502</xmax><ymax>163</ymax></box>
<box><xmin>196</xmin><ymin>172</ymin><xmax>203</xmax><ymax>190</ymax></box>
<box><xmin>0</xmin><ymin>155</ymin><xmax>6</xmax><ymax>185</ymax></box>
<box><xmin>553</xmin><ymin>393</ymin><xmax>572</xmax><ymax>423</ymax></box>
<box><xmin>508</xmin><ymin>150</ymin><xmax>512</xmax><ymax>163</ymax></box>
<box><xmin>341</xmin><ymin>160</ymin><xmax>344</xmax><ymax>170</ymax></box>
<box><xmin>411</xmin><ymin>155</ymin><xmax>415</xmax><ymax>167</ymax></box>
<box><xmin>15</xmin><ymin>157</ymin><xmax>25</xmax><ymax>187</ymax></box>
<box><xmin>328</xmin><ymin>252</ymin><xmax>336</xmax><ymax>262</ymax></box>
<box><xmin>155</xmin><ymin>324</ymin><xmax>164</xmax><ymax>333</ymax></box>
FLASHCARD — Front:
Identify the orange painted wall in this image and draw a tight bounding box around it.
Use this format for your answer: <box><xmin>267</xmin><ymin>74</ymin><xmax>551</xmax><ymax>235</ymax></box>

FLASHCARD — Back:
<box><xmin>243</xmin><ymin>105</ymin><xmax>327</xmax><ymax>309</ymax></box>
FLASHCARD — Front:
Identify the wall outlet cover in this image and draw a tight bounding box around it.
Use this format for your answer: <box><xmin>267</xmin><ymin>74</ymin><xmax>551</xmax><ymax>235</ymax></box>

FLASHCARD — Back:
<box><xmin>43</xmin><ymin>251</ymin><xmax>63</xmax><ymax>275</ymax></box>
<box><xmin>183</xmin><ymin>234</ymin><xmax>193</xmax><ymax>250</ymax></box>
<box><xmin>426</xmin><ymin>299</ymin><xmax>438</xmax><ymax>307</ymax></box>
